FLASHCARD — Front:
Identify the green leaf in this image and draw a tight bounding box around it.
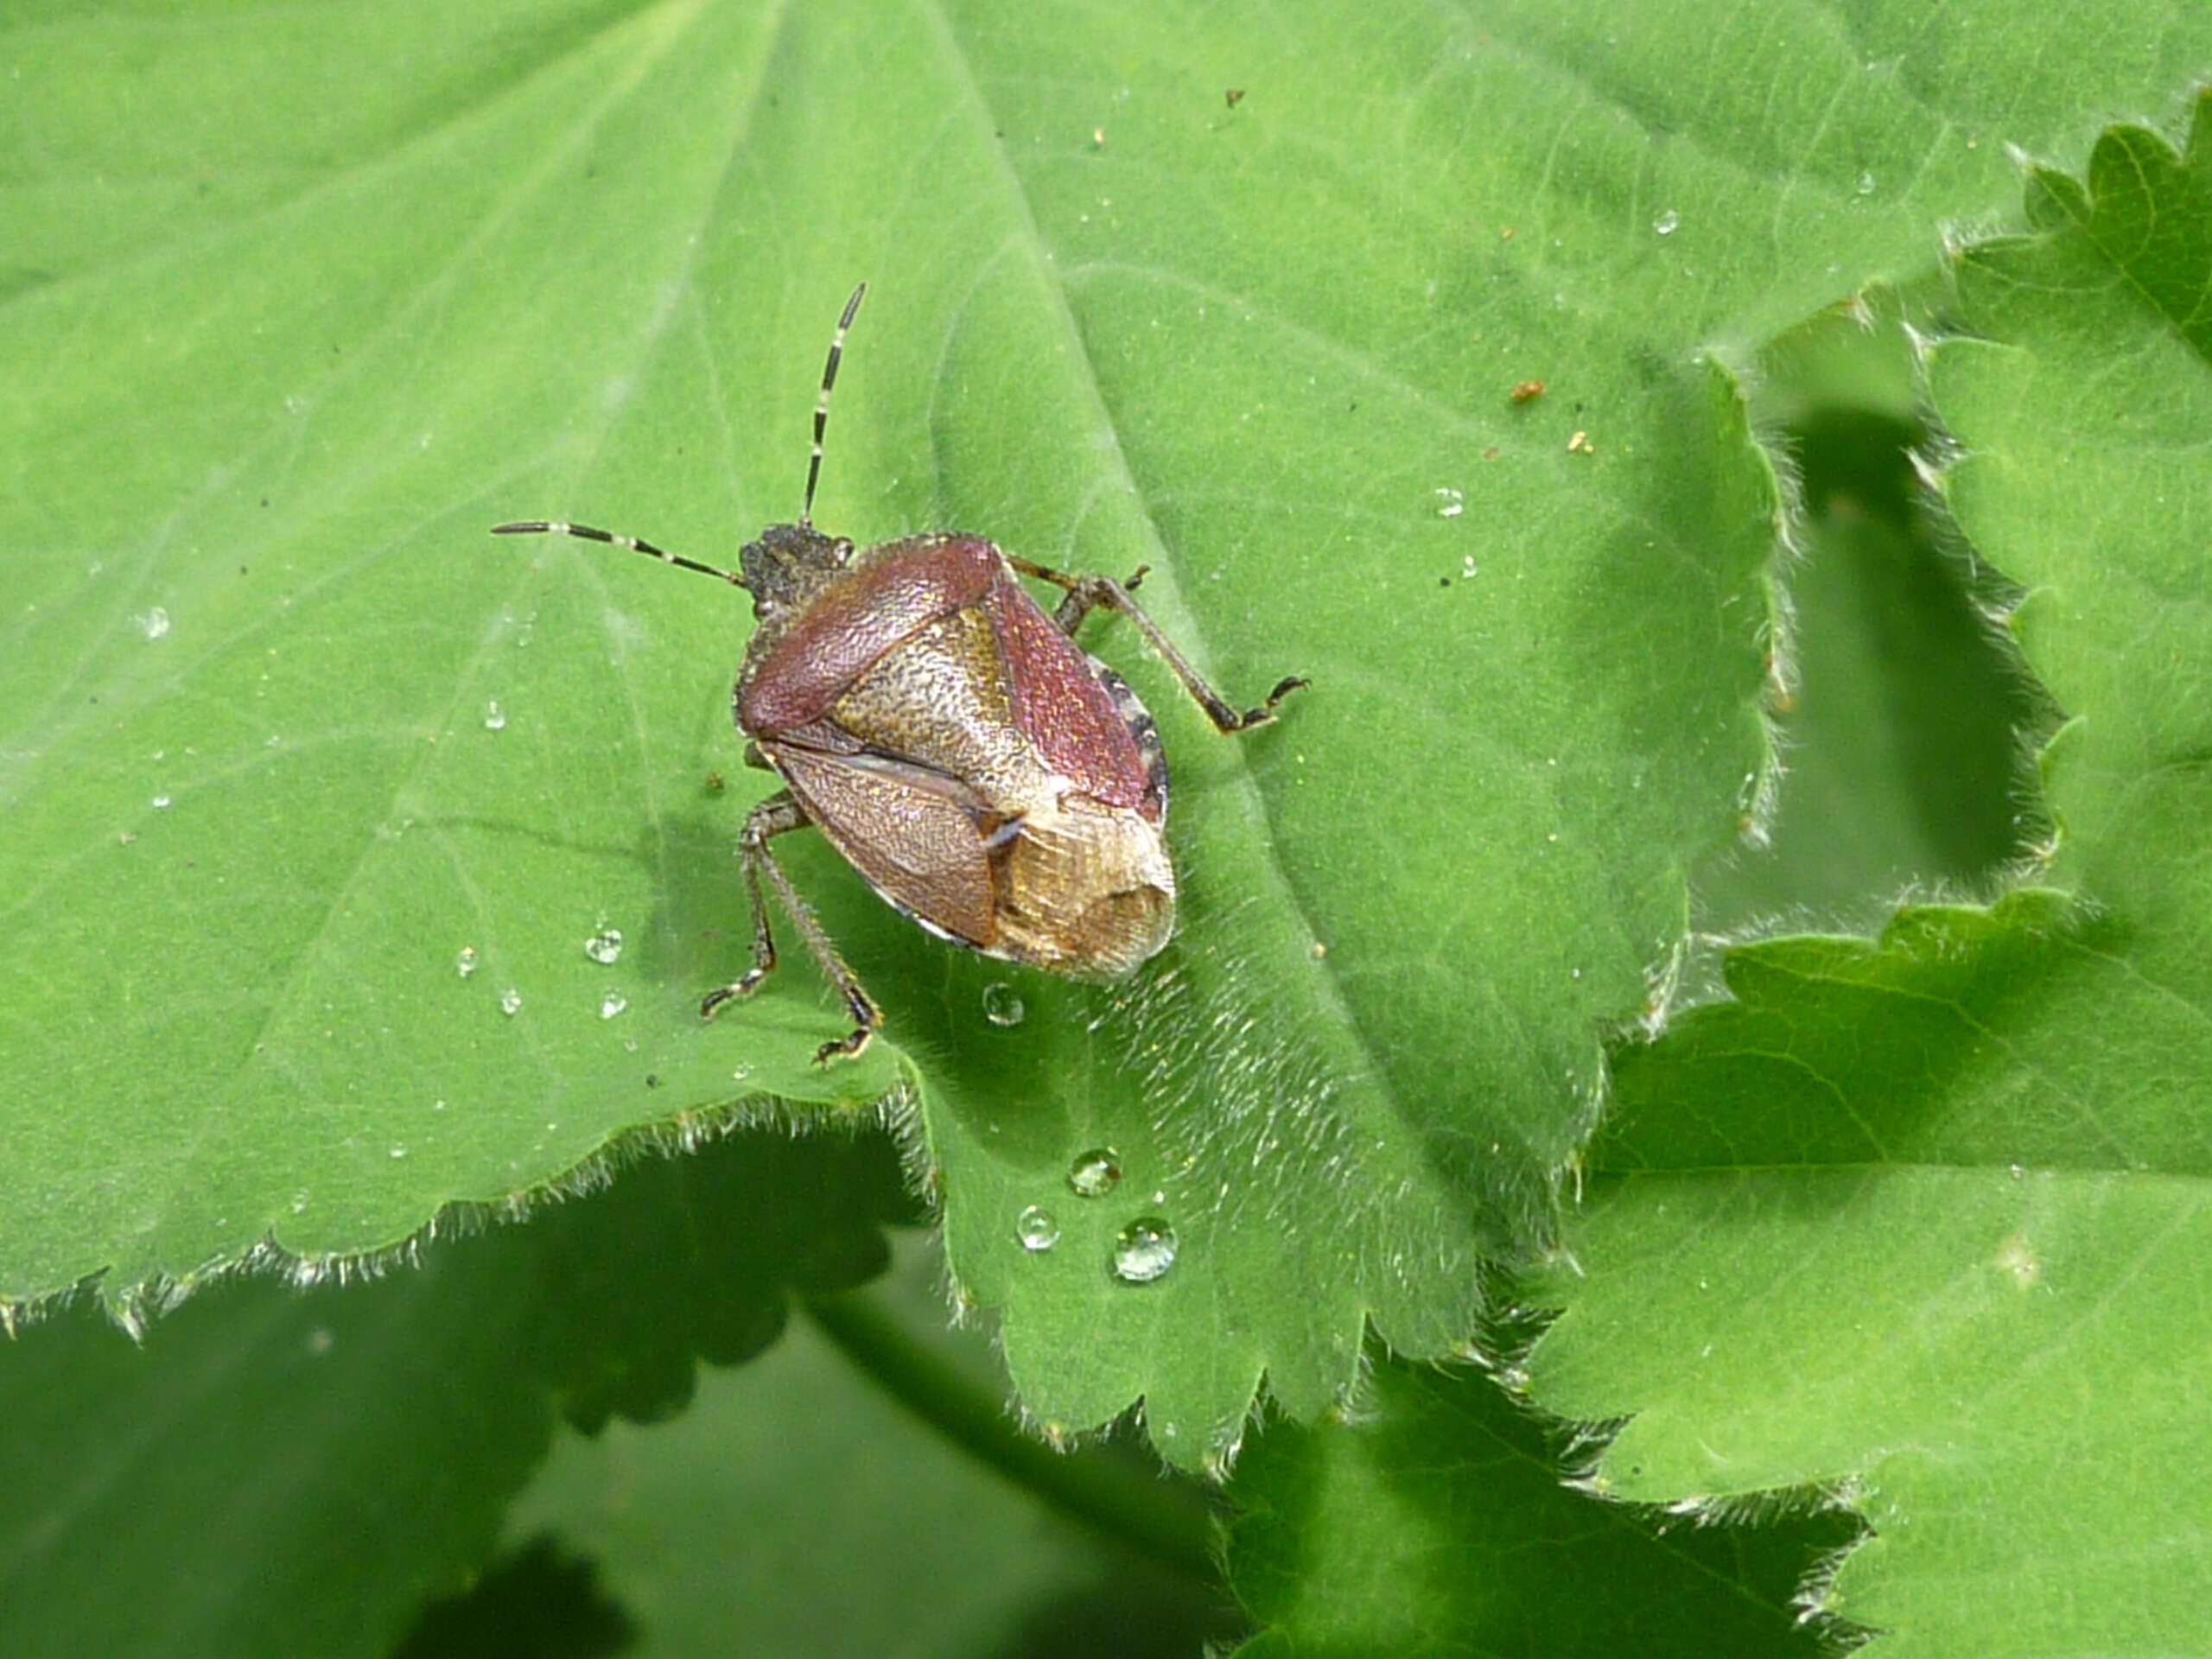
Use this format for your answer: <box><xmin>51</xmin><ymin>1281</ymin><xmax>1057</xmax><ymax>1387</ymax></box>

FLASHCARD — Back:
<box><xmin>1940</xmin><ymin>97</ymin><xmax>2212</xmax><ymax>917</ymax></box>
<box><xmin>9</xmin><ymin>0</ymin><xmax>2209</xmax><ymax>1465</ymax></box>
<box><xmin>499</xmin><ymin>1237</ymin><xmax>1234</xmax><ymax>1658</ymax></box>
<box><xmin>1526</xmin><ymin>96</ymin><xmax>2212</xmax><ymax>1656</ymax></box>
<box><xmin>1223</xmin><ymin>1353</ymin><xmax>1853</xmax><ymax>1657</ymax></box>
<box><xmin>0</xmin><ymin>1127</ymin><xmax>912</xmax><ymax>1658</ymax></box>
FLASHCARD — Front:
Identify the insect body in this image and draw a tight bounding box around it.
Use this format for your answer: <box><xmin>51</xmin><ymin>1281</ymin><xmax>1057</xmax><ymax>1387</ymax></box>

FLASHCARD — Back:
<box><xmin>495</xmin><ymin>285</ymin><xmax>1303</xmax><ymax>1063</ymax></box>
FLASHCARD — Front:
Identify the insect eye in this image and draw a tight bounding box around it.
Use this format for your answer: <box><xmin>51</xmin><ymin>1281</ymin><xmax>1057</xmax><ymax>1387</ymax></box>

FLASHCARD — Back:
<box><xmin>833</xmin><ymin>538</ymin><xmax>855</xmax><ymax>564</ymax></box>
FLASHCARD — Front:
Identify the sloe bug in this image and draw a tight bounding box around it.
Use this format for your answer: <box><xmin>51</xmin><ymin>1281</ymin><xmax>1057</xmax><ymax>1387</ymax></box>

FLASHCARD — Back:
<box><xmin>495</xmin><ymin>285</ymin><xmax>1304</xmax><ymax>1063</ymax></box>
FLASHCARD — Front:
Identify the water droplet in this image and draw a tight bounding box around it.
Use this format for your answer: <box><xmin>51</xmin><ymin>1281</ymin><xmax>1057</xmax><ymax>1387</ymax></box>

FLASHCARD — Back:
<box><xmin>584</xmin><ymin>927</ymin><xmax>624</xmax><ymax>965</ymax></box>
<box><xmin>731</xmin><ymin>1062</ymin><xmax>753</xmax><ymax>1084</ymax></box>
<box><xmin>1111</xmin><ymin>1217</ymin><xmax>1179</xmax><ymax>1284</ymax></box>
<box><xmin>982</xmin><ymin>982</ymin><xmax>1025</xmax><ymax>1027</ymax></box>
<box><xmin>388</xmin><ymin>1143</ymin><xmax>409</xmax><ymax>1160</ymax></box>
<box><xmin>1856</xmin><ymin>170</ymin><xmax>1876</xmax><ymax>195</ymax></box>
<box><xmin>1652</xmin><ymin>208</ymin><xmax>1680</xmax><ymax>235</ymax></box>
<box><xmin>482</xmin><ymin>700</ymin><xmax>506</xmax><ymax>731</ymax></box>
<box><xmin>499</xmin><ymin>987</ymin><xmax>523</xmax><ymax>1016</ymax></box>
<box><xmin>455</xmin><ymin>946</ymin><xmax>479</xmax><ymax>977</ymax></box>
<box><xmin>150</xmin><ymin>794</ymin><xmax>170</xmax><ymax>809</ymax></box>
<box><xmin>1016</xmin><ymin>1205</ymin><xmax>1060</xmax><ymax>1252</ymax></box>
<box><xmin>1067</xmin><ymin>1148</ymin><xmax>1122</xmax><ymax>1198</ymax></box>
<box><xmin>137</xmin><ymin>607</ymin><xmax>170</xmax><ymax>640</ymax></box>
<box><xmin>599</xmin><ymin>989</ymin><xmax>627</xmax><ymax>1020</ymax></box>
<box><xmin>289</xmin><ymin>1192</ymin><xmax>309</xmax><ymax>1214</ymax></box>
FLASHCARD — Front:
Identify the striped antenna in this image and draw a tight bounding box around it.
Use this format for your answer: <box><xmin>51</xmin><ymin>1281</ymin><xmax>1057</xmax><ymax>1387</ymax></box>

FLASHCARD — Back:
<box><xmin>802</xmin><ymin>283</ymin><xmax>868</xmax><ymax>528</ymax></box>
<box><xmin>487</xmin><ymin>520</ymin><xmax>743</xmax><ymax>584</ymax></box>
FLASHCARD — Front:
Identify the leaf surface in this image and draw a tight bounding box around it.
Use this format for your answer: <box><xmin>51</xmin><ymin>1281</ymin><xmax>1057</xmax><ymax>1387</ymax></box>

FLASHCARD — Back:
<box><xmin>1224</xmin><ymin>1354</ymin><xmax>1852</xmax><ymax>1658</ymax></box>
<box><xmin>1526</xmin><ymin>96</ymin><xmax>2212</xmax><ymax>1654</ymax></box>
<box><xmin>504</xmin><ymin>1238</ymin><xmax>1232</xmax><ymax>1657</ymax></box>
<box><xmin>6</xmin><ymin>0</ymin><xmax>2208</xmax><ymax>1459</ymax></box>
<box><xmin>0</xmin><ymin>1127</ymin><xmax>910</xmax><ymax>1659</ymax></box>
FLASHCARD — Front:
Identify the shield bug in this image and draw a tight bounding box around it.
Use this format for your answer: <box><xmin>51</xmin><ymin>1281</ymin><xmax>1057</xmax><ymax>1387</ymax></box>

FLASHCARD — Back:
<box><xmin>494</xmin><ymin>284</ymin><xmax>1304</xmax><ymax>1063</ymax></box>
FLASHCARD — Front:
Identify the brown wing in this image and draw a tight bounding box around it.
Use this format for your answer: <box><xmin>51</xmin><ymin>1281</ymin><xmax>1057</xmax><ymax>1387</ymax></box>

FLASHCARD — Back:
<box><xmin>981</xmin><ymin>576</ymin><xmax>1152</xmax><ymax>813</ymax></box>
<box><xmin>738</xmin><ymin>536</ymin><xmax>999</xmax><ymax>733</ymax></box>
<box><xmin>823</xmin><ymin>604</ymin><xmax>1035</xmax><ymax>807</ymax></box>
<box><xmin>766</xmin><ymin>741</ymin><xmax>1000</xmax><ymax>949</ymax></box>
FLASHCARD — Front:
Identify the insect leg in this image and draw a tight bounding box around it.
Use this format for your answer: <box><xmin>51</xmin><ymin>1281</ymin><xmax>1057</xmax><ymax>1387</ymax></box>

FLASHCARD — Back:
<box><xmin>1039</xmin><ymin>560</ymin><xmax>1147</xmax><ymax>634</ymax></box>
<box><xmin>700</xmin><ymin>791</ymin><xmax>881</xmax><ymax>1065</ymax></box>
<box><xmin>701</xmin><ymin>792</ymin><xmax>804</xmax><ymax>1015</ymax></box>
<box><xmin>1007</xmin><ymin>556</ymin><xmax>1308</xmax><ymax>734</ymax></box>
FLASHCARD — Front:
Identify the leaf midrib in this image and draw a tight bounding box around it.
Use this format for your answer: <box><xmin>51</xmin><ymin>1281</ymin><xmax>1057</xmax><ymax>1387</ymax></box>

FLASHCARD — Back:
<box><xmin>913</xmin><ymin>0</ymin><xmax>1398</xmax><ymax>1154</ymax></box>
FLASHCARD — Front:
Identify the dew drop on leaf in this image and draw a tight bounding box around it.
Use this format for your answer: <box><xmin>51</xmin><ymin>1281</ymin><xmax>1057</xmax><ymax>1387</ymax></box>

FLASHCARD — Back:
<box><xmin>482</xmin><ymin>701</ymin><xmax>506</xmax><ymax>731</ymax></box>
<box><xmin>1067</xmin><ymin>1147</ymin><xmax>1122</xmax><ymax>1198</ymax></box>
<box><xmin>982</xmin><ymin>982</ymin><xmax>1025</xmax><ymax>1027</ymax></box>
<box><xmin>1652</xmin><ymin>208</ymin><xmax>1680</xmax><ymax>235</ymax></box>
<box><xmin>454</xmin><ymin>946</ymin><xmax>479</xmax><ymax>977</ymax></box>
<box><xmin>1016</xmin><ymin>1205</ymin><xmax>1060</xmax><ymax>1252</ymax></box>
<box><xmin>499</xmin><ymin>988</ymin><xmax>523</xmax><ymax>1016</ymax></box>
<box><xmin>598</xmin><ymin>990</ymin><xmax>627</xmax><ymax>1020</ymax></box>
<box><xmin>584</xmin><ymin>927</ymin><xmax>623</xmax><ymax>965</ymax></box>
<box><xmin>1111</xmin><ymin>1217</ymin><xmax>1178</xmax><ymax>1284</ymax></box>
